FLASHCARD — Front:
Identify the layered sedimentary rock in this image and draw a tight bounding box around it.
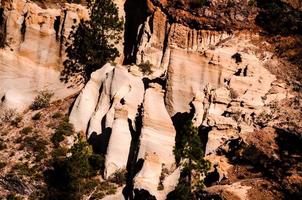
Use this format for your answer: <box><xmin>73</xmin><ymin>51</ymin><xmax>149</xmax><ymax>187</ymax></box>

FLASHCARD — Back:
<box><xmin>68</xmin><ymin>0</ymin><xmax>296</xmax><ymax>199</ymax></box>
<box><xmin>134</xmin><ymin>83</ymin><xmax>178</xmax><ymax>199</ymax></box>
<box><xmin>0</xmin><ymin>0</ymin><xmax>88</xmax><ymax>110</ymax></box>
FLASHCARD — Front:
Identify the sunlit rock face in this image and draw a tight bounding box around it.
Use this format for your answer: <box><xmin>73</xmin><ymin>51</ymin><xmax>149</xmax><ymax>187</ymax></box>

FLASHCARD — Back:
<box><xmin>68</xmin><ymin>8</ymin><xmax>290</xmax><ymax>200</ymax></box>
<box><xmin>0</xmin><ymin>0</ymin><xmax>88</xmax><ymax>110</ymax></box>
<box><xmin>68</xmin><ymin>0</ymin><xmax>294</xmax><ymax>199</ymax></box>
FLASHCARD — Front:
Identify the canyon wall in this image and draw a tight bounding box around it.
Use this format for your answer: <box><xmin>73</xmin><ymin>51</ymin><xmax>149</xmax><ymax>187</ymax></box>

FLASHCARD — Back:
<box><xmin>0</xmin><ymin>0</ymin><xmax>301</xmax><ymax>199</ymax></box>
<box><xmin>0</xmin><ymin>0</ymin><xmax>88</xmax><ymax>110</ymax></box>
<box><xmin>69</xmin><ymin>1</ymin><xmax>294</xmax><ymax>199</ymax></box>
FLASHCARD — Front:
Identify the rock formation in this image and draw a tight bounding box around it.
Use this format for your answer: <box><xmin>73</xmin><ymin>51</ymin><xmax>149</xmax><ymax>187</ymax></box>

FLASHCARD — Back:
<box><xmin>1</xmin><ymin>0</ymin><xmax>302</xmax><ymax>199</ymax></box>
<box><xmin>0</xmin><ymin>0</ymin><xmax>88</xmax><ymax>110</ymax></box>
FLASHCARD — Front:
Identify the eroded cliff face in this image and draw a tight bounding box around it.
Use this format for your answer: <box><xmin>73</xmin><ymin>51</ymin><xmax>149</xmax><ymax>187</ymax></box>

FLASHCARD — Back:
<box><xmin>69</xmin><ymin>1</ymin><xmax>301</xmax><ymax>199</ymax></box>
<box><xmin>0</xmin><ymin>0</ymin><xmax>88</xmax><ymax>110</ymax></box>
<box><xmin>0</xmin><ymin>0</ymin><xmax>301</xmax><ymax>199</ymax></box>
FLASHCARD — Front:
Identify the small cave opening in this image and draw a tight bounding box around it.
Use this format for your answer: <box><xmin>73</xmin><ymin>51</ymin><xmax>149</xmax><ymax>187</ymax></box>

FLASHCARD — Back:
<box><xmin>20</xmin><ymin>12</ymin><xmax>28</xmax><ymax>42</ymax></box>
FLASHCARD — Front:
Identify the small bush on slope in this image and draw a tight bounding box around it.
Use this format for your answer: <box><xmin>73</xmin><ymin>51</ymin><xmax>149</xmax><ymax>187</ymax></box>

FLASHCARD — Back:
<box><xmin>30</xmin><ymin>90</ymin><xmax>54</xmax><ymax>110</ymax></box>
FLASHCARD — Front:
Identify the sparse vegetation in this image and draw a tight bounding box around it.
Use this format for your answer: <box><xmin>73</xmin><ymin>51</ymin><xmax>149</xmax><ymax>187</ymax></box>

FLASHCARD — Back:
<box><xmin>61</xmin><ymin>0</ymin><xmax>123</xmax><ymax>83</ymax></box>
<box><xmin>138</xmin><ymin>61</ymin><xmax>153</xmax><ymax>75</ymax></box>
<box><xmin>51</xmin><ymin>117</ymin><xmax>74</xmax><ymax>147</ymax></box>
<box><xmin>19</xmin><ymin>135</ymin><xmax>48</xmax><ymax>161</ymax></box>
<box><xmin>0</xmin><ymin>139</ymin><xmax>7</xmax><ymax>150</ymax></box>
<box><xmin>20</xmin><ymin>127</ymin><xmax>33</xmax><ymax>135</ymax></box>
<box><xmin>52</xmin><ymin>112</ymin><xmax>63</xmax><ymax>119</ymax></box>
<box><xmin>255</xmin><ymin>111</ymin><xmax>272</xmax><ymax>127</ymax></box>
<box><xmin>12</xmin><ymin>162</ymin><xmax>31</xmax><ymax>176</ymax></box>
<box><xmin>30</xmin><ymin>90</ymin><xmax>54</xmax><ymax>110</ymax></box>
<box><xmin>227</xmin><ymin>0</ymin><xmax>236</xmax><ymax>7</ymax></box>
<box><xmin>256</xmin><ymin>1</ymin><xmax>302</xmax><ymax>35</ymax></box>
<box><xmin>0</xmin><ymin>108</ymin><xmax>21</xmax><ymax>126</ymax></box>
<box><xmin>171</xmin><ymin>120</ymin><xmax>211</xmax><ymax>198</ymax></box>
<box><xmin>109</xmin><ymin>169</ymin><xmax>126</xmax><ymax>186</ymax></box>
<box><xmin>44</xmin><ymin>135</ymin><xmax>107</xmax><ymax>199</ymax></box>
<box><xmin>6</xmin><ymin>193</ymin><xmax>21</xmax><ymax>200</ymax></box>
<box><xmin>0</xmin><ymin>161</ymin><xmax>6</xmax><ymax>169</ymax></box>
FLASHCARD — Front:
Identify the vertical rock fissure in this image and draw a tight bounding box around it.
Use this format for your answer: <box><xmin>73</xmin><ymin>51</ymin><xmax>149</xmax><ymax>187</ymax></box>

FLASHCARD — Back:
<box><xmin>160</xmin><ymin>20</ymin><xmax>171</xmax><ymax>66</ymax></box>
<box><xmin>59</xmin><ymin>9</ymin><xmax>67</xmax><ymax>56</ymax></box>
<box><xmin>123</xmin><ymin>0</ymin><xmax>150</xmax><ymax>64</ymax></box>
<box><xmin>123</xmin><ymin>104</ymin><xmax>144</xmax><ymax>200</ymax></box>
<box><xmin>54</xmin><ymin>16</ymin><xmax>61</xmax><ymax>41</ymax></box>
<box><xmin>20</xmin><ymin>12</ymin><xmax>27</xmax><ymax>42</ymax></box>
<box><xmin>0</xmin><ymin>7</ymin><xmax>6</xmax><ymax>48</ymax></box>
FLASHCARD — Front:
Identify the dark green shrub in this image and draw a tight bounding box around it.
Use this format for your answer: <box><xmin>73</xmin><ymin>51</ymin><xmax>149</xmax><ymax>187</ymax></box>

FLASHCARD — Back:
<box><xmin>0</xmin><ymin>108</ymin><xmax>21</xmax><ymax>126</ymax></box>
<box><xmin>12</xmin><ymin>163</ymin><xmax>31</xmax><ymax>176</ymax></box>
<box><xmin>32</xmin><ymin>112</ymin><xmax>41</xmax><ymax>120</ymax></box>
<box><xmin>55</xmin><ymin>117</ymin><xmax>74</xmax><ymax>136</ymax></box>
<box><xmin>173</xmin><ymin>120</ymin><xmax>210</xmax><ymax>193</ymax></box>
<box><xmin>6</xmin><ymin>193</ymin><xmax>21</xmax><ymax>200</ymax></box>
<box><xmin>51</xmin><ymin>132</ymin><xmax>65</xmax><ymax>147</ymax></box>
<box><xmin>0</xmin><ymin>139</ymin><xmax>6</xmax><ymax>150</ymax></box>
<box><xmin>52</xmin><ymin>147</ymin><xmax>68</xmax><ymax>158</ymax></box>
<box><xmin>51</xmin><ymin>118</ymin><xmax>74</xmax><ymax>147</ymax></box>
<box><xmin>248</xmin><ymin>0</ymin><xmax>255</xmax><ymax>6</ymax></box>
<box><xmin>0</xmin><ymin>161</ymin><xmax>6</xmax><ymax>169</ymax></box>
<box><xmin>30</xmin><ymin>90</ymin><xmax>54</xmax><ymax>110</ymax></box>
<box><xmin>22</xmin><ymin>136</ymin><xmax>48</xmax><ymax>157</ymax></box>
<box><xmin>167</xmin><ymin>181</ymin><xmax>193</xmax><ymax>200</ymax></box>
<box><xmin>52</xmin><ymin>112</ymin><xmax>63</xmax><ymax>119</ymax></box>
<box><xmin>88</xmin><ymin>153</ymin><xmax>105</xmax><ymax>171</ymax></box>
<box><xmin>45</xmin><ymin>137</ymin><xmax>103</xmax><ymax>199</ymax></box>
<box><xmin>109</xmin><ymin>169</ymin><xmax>126</xmax><ymax>186</ymax></box>
<box><xmin>138</xmin><ymin>61</ymin><xmax>153</xmax><ymax>75</ymax></box>
<box><xmin>20</xmin><ymin>127</ymin><xmax>33</xmax><ymax>135</ymax></box>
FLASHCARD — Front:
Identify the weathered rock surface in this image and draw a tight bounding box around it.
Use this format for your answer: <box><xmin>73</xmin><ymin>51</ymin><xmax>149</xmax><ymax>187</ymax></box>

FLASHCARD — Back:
<box><xmin>1</xmin><ymin>0</ymin><xmax>300</xmax><ymax>199</ymax></box>
<box><xmin>134</xmin><ymin>83</ymin><xmax>177</xmax><ymax>199</ymax></box>
<box><xmin>0</xmin><ymin>0</ymin><xmax>88</xmax><ymax>110</ymax></box>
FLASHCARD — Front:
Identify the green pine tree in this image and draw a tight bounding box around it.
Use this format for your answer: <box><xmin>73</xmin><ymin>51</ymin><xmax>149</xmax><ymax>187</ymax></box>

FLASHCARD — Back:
<box><xmin>174</xmin><ymin>120</ymin><xmax>210</xmax><ymax>194</ymax></box>
<box><xmin>61</xmin><ymin>0</ymin><xmax>123</xmax><ymax>84</ymax></box>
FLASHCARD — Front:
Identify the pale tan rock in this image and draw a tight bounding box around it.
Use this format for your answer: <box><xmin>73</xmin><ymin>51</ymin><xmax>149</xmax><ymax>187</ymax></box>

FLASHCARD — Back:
<box><xmin>137</xmin><ymin>84</ymin><xmax>176</xmax><ymax>168</ymax></box>
<box><xmin>0</xmin><ymin>0</ymin><xmax>88</xmax><ymax>110</ymax></box>
<box><xmin>69</xmin><ymin>64</ymin><xmax>114</xmax><ymax>133</ymax></box>
<box><xmin>206</xmin><ymin>181</ymin><xmax>252</xmax><ymax>200</ymax></box>
<box><xmin>105</xmin><ymin>107</ymin><xmax>131</xmax><ymax>179</ymax></box>
<box><xmin>0</xmin><ymin>50</ymin><xmax>79</xmax><ymax>110</ymax></box>
<box><xmin>205</xmin><ymin>129</ymin><xmax>238</xmax><ymax>155</ymax></box>
<box><xmin>134</xmin><ymin>84</ymin><xmax>177</xmax><ymax>199</ymax></box>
